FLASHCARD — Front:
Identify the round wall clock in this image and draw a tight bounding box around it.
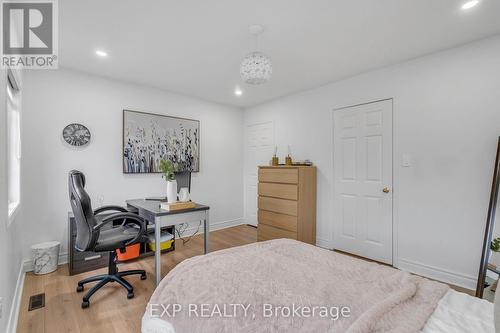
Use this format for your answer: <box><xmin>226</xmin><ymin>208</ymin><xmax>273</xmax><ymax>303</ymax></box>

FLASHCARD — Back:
<box><xmin>62</xmin><ymin>123</ymin><xmax>91</xmax><ymax>147</ymax></box>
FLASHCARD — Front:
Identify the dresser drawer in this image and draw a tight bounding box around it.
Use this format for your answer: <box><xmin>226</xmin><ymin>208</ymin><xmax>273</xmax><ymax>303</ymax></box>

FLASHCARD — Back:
<box><xmin>258</xmin><ymin>197</ymin><xmax>298</xmax><ymax>216</ymax></box>
<box><xmin>258</xmin><ymin>210</ymin><xmax>297</xmax><ymax>232</ymax></box>
<box><xmin>258</xmin><ymin>168</ymin><xmax>298</xmax><ymax>184</ymax></box>
<box><xmin>258</xmin><ymin>223</ymin><xmax>297</xmax><ymax>241</ymax></box>
<box><xmin>258</xmin><ymin>183</ymin><xmax>298</xmax><ymax>200</ymax></box>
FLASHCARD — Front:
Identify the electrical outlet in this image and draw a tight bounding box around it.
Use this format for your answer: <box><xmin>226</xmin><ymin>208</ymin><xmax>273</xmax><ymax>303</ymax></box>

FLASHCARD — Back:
<box><xmin>0</xmin><ymin>297</ymin><xmax>3</xmax><ymax>319</ymax></box>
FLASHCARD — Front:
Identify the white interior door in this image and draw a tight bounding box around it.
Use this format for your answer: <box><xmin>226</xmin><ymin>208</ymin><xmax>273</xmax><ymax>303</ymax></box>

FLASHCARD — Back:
<box><xmin>333</xmin><ymin>99</ymin><xmax>393</xmax><ymax>264</ymax></box>
<box><xmin>245</xmin><ymin>122</ymin><xmax>274</xmax><ymax>226</ymax></box>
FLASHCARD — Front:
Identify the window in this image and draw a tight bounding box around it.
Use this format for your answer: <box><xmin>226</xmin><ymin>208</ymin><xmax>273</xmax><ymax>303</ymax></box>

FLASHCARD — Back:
<box><xmin>7</xmin><ymin>70</ymin><xmax>21</xmax><ymax>221</ymax></box>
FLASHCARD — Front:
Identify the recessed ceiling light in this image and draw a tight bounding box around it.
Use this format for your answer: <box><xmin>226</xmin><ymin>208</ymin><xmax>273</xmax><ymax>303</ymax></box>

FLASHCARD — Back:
<box><xmin>461</xmin><ymin>0</ymin><xmax>479</xmax><ymax>10</ymax></box>
<box><xmin>234</xmin><ymin>87</ymin><xmax>243</xmax><ymax>96</ymax></box>
<box><xmin>95</xmin><ymin>50</ymin><xmax>108</xmax><ymax>57</ymax></box>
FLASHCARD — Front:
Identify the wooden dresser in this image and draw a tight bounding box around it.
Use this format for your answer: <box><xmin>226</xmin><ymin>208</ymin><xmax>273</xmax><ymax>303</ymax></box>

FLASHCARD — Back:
<box><xmin>257</xmin><ymin>166</ymin><xmax>317</xmax><ymax>245</ymax></box>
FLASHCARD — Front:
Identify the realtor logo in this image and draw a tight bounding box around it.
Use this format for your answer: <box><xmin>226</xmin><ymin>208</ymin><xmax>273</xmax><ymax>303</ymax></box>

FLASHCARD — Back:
<box><xmin>1</xmin><ymin>0</ymin><xmax>58</xmax><ymax>69</ymax></box>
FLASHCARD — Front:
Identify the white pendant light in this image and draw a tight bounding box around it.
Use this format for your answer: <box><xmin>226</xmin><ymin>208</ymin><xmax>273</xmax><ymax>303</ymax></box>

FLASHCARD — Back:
<box><xmin>240</xmin><ymin>25</ymin><xmax>272</xmax><ymax>85</ymax></box>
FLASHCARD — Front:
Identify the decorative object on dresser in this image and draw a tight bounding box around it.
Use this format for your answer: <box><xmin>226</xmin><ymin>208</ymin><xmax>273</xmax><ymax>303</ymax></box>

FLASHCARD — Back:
<box><xmin>257</xmin><ymin>166</ymin><xmax>317</xmax><ymax>244</ymax></box>
<box><xmin>271</xmin><ymin>146</ymin><xmax>279</xmax><ymax>166</ymax></box>
<box><xmin>292</xmin><ymin>160</ymin><xmax>313</xmax><ymax>166</ymax></box>
<box><xmin>285</xmin><ymin>145</ymin><xmax>293</xmax><ymax>165</ymax></box>
<box><xmin>123</xmin><ymin>110</ymin><xmax>200</xmax><ymax>173</ymax></box>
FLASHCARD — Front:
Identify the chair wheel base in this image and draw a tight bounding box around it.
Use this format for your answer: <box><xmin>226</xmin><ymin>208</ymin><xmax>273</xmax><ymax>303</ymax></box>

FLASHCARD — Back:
<box><xmin>76</xmin><ymin>268</ymin><xmax>144</xmax><ymax>307</ymax></box>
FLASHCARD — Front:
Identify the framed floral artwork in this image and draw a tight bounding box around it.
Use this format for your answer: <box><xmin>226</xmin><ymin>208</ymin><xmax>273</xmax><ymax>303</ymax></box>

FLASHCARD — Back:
<box><xmin>123</xmin><ymin>110</ymin><xmax>200</xmax><ymax>173</ymax></box>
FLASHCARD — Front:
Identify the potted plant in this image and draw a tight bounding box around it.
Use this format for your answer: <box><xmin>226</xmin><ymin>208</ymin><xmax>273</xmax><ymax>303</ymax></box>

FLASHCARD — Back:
<box><xmin>490</xmin><ymin>237</ymin><xmax>500</xmax><ymax>266</ymax></box>
<box><xmin>159</xmin><ymin>159</ymin><xmax>179</xmax><ymax>203</ymax></box>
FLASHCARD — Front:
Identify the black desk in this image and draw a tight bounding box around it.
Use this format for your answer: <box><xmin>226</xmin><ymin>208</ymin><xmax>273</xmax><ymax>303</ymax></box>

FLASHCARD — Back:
<box><xmin>126</xmin><ymin>199</ymin><xmax>210</xmax><ymax>286</ymax></box>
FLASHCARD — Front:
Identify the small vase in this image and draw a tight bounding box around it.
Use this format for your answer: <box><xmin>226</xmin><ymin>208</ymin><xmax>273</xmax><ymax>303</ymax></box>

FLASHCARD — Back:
<box><xmin>166</xmin><ymin>180</ymin><xmax>178</xmax><ymax>203</ymax></box>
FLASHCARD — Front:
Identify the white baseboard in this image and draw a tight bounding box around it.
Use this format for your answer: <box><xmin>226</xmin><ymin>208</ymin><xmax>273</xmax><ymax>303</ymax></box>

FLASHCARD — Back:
<box><xmin>397</xmin><ymin>257</ymin><xmax>476</xmax><ymax>290</ymax></box>
<box><xmin>316</xmin><ymin>237</ymin><xmax>333</xmax><ymax>250</ymax></box>
<box><xmin>6</xmin><ymin>262</ymin><xmax>25</xmax><ymax>333</ymax></box>
<box><xmin>175</xmin><ymin>217</ymin><xmax>245</xmax><ymax>238</ymax></box>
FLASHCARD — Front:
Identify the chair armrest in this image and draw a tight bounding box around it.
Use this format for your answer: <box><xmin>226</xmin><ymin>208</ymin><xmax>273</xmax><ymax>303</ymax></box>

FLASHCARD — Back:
<box><xmin>94</xmin><ymin>205</ymin><xmax>128</xmax><ymax>215</ymax></box>
<box><xmin>93</xmin><ymin>213</ymin><xmax>146</xmax><ymax>246</ymax></box>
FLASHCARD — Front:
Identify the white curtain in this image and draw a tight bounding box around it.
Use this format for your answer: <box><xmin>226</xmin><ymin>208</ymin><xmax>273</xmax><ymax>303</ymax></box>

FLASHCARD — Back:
<box><xmin>7</xmin><ymin>76</ymin><xmax>20</xmax><ymax>216</ymax></box>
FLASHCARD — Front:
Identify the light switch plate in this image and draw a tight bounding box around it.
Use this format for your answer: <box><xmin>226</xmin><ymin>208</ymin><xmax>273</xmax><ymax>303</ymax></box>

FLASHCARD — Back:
<box><xmin>402</xmin><ymin>154</ymin><xmax>412</xmax><ymax>167</ymax></box>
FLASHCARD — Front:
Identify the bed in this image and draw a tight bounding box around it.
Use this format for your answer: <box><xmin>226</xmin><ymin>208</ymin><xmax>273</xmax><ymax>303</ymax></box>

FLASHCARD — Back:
<box><xmin>142</xmin><ymin>239</ymin><xmax>495</xmax><ymax>333</ymax></box>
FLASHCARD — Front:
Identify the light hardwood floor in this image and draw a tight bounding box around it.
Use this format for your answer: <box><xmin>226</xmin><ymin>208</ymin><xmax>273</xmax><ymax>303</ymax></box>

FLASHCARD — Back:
<box><xmin>17</xmin><ymin>224</ymin><xmax>474</xmax><ymax>333</ymax></box>
<box><xmin>17</xmin><ymin>225</ymin><xmax>257</xmax><ymax>333</ymax></box>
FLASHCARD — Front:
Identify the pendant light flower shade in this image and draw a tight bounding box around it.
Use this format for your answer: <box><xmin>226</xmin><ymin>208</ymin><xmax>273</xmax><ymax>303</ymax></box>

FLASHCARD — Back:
<box><xmin>240</xmin><ymin>25</ymin><xmax>272</xmax><ymax>85</ymax></box>
<box><xmin>240</xmin><ymin>51</ymin><xmax>272</xmax><ymax>85</ymax></box>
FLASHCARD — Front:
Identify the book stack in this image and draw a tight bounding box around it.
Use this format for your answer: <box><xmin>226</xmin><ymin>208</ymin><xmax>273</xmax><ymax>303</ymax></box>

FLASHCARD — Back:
<box><xmin>160</xmin><ymin>201</ymin><xmax>196</xmax><ymax>211</ymax></box>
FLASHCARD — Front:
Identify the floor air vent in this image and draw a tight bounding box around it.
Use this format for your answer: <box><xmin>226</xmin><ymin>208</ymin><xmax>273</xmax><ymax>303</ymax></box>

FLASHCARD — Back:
<box><xmin>28</xmin><ymin>293</ymin><xmax>45</xmax><ymax>311</ymax></box>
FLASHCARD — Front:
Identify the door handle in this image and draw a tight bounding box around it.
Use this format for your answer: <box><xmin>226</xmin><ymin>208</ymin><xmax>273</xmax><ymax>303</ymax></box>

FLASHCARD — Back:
<box><xmin>382</xmin><ymin>187</ymin><xmax>390</xmax><ymax>193</ymax></box>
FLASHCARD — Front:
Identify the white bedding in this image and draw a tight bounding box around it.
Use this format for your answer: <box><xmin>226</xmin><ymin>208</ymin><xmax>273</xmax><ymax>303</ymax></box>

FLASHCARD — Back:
<box><xmin>142</xmin><ymin>239</ymin><xmax>495</xmax><ymax>333</ymax></box>
<box><xmin>421</xmin><ymin>289</ymin><xmax>494</xmax><ymax>333</ymax></box>
<box><xmin>142</xmin><ymin>289</ymin><xmax>495</xmax><ymax>333</ymax></box>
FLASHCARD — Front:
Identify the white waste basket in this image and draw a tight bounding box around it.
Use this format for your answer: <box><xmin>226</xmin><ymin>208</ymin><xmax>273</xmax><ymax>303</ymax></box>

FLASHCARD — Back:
<box><xmin>31</xmin><ymin>241</ymin><xmax>60</xmax><ymax>275</ymax></box>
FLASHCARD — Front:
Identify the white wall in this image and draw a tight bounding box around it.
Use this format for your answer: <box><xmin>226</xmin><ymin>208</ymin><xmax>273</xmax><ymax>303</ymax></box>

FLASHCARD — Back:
<box><xmin>20</xmin><ymin>69</ymin><xmax>244</xmax><ymax>261</ymax></box>
<box><xmin>244</xmin><ymin>35</ymin><xmax>500</xmax><ymax>289</ymax></box>
<box><xmin>0</xmin><ymin>68</ymin><xmax>25</xmax><ymax>333</ymax></box>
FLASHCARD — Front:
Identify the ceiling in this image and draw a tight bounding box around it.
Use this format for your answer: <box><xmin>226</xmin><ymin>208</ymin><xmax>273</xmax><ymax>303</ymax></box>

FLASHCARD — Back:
<box><xmin>60</xmin><ymin>0</ymin><xmax>500</xmax><ymax>107</ymax></box>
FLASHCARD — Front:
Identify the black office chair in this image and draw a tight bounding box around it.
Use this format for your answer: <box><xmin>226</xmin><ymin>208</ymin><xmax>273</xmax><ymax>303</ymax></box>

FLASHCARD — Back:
<box><xmin>68</xmin><ymin>170</ymin><xmax>147</xmax><ymax>308</ymax></box>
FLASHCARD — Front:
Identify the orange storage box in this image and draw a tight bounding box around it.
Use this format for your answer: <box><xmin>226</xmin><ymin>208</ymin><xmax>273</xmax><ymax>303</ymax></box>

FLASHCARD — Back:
<box><xmin>116</xmin><ymin>243</ymin><xmax>140</xmax><ymax>261</ymax></box>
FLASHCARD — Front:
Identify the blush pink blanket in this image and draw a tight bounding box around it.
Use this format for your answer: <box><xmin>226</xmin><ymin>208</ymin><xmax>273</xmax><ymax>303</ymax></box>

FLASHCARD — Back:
<box><xmin>143</xmin><ymin>239</ymin><xmax>448</xmax><ymax>333</ymax></box>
